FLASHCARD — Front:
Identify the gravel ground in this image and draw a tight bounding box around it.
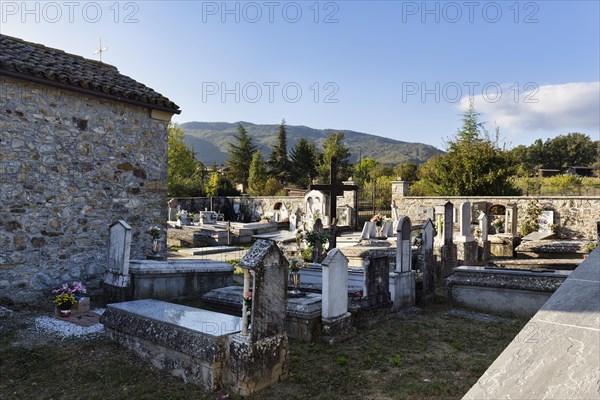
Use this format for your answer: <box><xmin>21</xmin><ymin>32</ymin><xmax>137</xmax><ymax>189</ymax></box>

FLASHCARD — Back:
<box><xmin>1</xmin><ymin>308</ymin><xmax>106</xmax><ymax>348</ymax></box>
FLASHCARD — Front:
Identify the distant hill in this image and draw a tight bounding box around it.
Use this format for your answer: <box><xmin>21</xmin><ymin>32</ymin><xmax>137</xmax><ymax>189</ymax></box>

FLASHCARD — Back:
<box><xmin>179</xmin><ymin>121</ymin><xmax>443</xmax><ymax>166</ymax></box>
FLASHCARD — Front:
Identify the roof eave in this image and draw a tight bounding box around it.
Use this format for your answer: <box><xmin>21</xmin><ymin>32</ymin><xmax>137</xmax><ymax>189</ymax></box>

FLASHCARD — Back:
<box><xmin>0</xmin><ymin>70</ymin><xmax>181</xmax><ymax>115</ymax></box>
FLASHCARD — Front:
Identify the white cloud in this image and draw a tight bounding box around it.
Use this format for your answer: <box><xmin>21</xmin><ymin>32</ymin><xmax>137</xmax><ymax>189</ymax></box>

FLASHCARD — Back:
<box><xmin>459</xmin><ymin>82</ymin><xmax>600</xmax><ymax>145</ymax></box>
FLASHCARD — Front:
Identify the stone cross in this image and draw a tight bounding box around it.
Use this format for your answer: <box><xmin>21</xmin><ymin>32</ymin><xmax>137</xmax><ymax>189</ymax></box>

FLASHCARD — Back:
<box><xmin>391</xmin><ymin>200</ymin><xmax>399</xmax><ymax>221</ymax></box>
<box><xmin>444</xmin><ymin>201</ymin><xmax>454</xmax><ymax>246</ymax></box>
<box><xmin>237</xmin><ymin>239</ymin><xmax>287</xmax><ymax>342</ymax></box>
<box><xmin>321</xmin><ymin>248</ymin><xmax>349</xmax><ymax>320</ymax></box>
<box><xmin>459</xmin><ymin>201</ymin><xmax>474</xmax><ymax>241</ymax></box>
<box><xmin>396</xmin><ymin>216</ymin><xmax>412</xmax><ymax>273</ymax></box>
<box><xmin>478</xmin><ymin>211</ymin><xmax>488</xmax><ymax>242</ymax></box>
<box><xmin>309</xmin><ymin>156</ymin><xmax>358</xmax><ymax>248</ymax></box>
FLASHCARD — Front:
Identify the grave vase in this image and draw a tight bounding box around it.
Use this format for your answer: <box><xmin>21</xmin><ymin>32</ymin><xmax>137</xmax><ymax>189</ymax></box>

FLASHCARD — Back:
<box><xmin>152</xmin><ymin>239</ymin><xmax>162</xmax><ymax>254</ymax></box>
<box><xmin>376</xmin><ymin>223</ymin><xmax>384</xmax><ymax>238</ymax></box>
<box><xmin>290</xmin><ymin>272</ymin><xmax>300</xmax><ymax>288</ymax></box>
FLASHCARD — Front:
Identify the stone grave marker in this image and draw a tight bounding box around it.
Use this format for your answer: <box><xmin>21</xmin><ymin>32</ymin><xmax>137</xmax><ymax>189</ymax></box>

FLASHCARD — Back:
<box><xmin>459</xmin><ymin>201</ymin><xmax>474</xmax><ymax>241</ymax></box>
<box><xmin>472</xmin><ymin>201</ymin><xmax>487</xmax><ymax>224</ymax></box>
<box><xmin>505</xmin><ymin>203</ymin><xmax>518</xmax><ymax>235</ymax></box>
<box><xmin>396</xmin><ymin>216</ymin><xmax>412</xmax><ymax>273</ymax></box>
<box><xmin>321</xmin><ymin>248</ymin><xmax>355</xmax><ymax>344</ymax></box>
<box><xmin>441</xmin><ymin>201</ymin><xmax>457</xmax><ymax>278</ymax></box>
<box><xmin>421</xmin><ymin>218</ymin><xmax>435</xmax><ymax>289</ymax></box>
<box><xmin>104</xmin><ymin>220</ymin><xmax>132</xmax><ymax>302</ymax></box>
<box><xmin>391</xmin><ymin>200</ymin><xmax>399</xmax><ymax>221</ymax></box>
<box><xmin>538</xmin><ymin>210</ymin><xmax>554</xmax><ymax>232</ymax></box>
<box><xmin>444</xmin><ymin>202</ymin><xmax>453</xmax><ymax>246</ymax></box>
<box><xmin>362</xmin><ymin>256</ymin><xmax>391</xmax><ymax>308</ymax></box>
<box><xmin>391</xmin><ymin>216</ymin><xmax>416</xmax><ymax>310</ymax></box>
<box><xmin>361</xmin><ymin>221</ymin><xmax>372</xmax><ymax>240</ymax></box>
<box><xmin>385</xmin><ymin>220</ymin><xmax>394</xmax><ymax>237</ymax></box>
<box><xmin>167</xmin><ymin>198</ymin><xmax>180</xmax><ymax>221</ymax></box>
<box><xmin>417</xmin><ymin>206</ymin><xmax>434</xmax><ymax>221</ymax></box>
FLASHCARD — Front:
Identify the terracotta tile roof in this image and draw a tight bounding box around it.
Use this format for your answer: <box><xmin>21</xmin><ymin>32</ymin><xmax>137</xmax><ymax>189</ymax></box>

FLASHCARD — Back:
<box><xmin>0</xmin><ymin>34</ymin><xmax>180</xmax><ymax>113</ymax></box>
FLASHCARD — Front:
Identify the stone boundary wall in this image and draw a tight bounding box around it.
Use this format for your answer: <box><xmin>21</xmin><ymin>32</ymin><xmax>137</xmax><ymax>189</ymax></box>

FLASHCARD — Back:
<box><xmin>391</xmin><ymin>195</ymin><xmax>600</xmax><ymax>240</ymax></box>
<box><xmin>176</xmin><ymin>194</ymin><xmax>355</xmax><ymax>224</ymax></box>
<box><xmin>0</xmin><ymin>76</ymin><xmax>170</xmax><ymax>303</ymax></box>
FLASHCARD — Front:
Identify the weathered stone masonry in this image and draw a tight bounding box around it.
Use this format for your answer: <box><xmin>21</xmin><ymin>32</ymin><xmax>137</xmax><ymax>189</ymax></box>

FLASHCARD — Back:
<box><xmin>0</xmin><ymin>76</ymin><xmax>173</xmax><ymax>303</ymax></box>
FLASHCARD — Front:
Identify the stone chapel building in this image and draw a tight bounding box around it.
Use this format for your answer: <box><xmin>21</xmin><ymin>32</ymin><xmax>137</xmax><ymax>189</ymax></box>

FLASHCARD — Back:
<box><xmin>0</xmin><ymin>34</ymin><xmax>180</xmax><ymax>303</ymax></box>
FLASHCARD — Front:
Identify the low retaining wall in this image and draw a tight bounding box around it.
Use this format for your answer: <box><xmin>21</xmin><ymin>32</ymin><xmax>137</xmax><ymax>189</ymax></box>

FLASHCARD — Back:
<box><xmin>446</xmin><ymin>266</ymin><xmax>570</xmax><ymax>316</ymax></box>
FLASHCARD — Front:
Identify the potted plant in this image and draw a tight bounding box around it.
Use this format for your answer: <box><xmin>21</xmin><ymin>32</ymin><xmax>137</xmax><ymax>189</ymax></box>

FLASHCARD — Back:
<box><xmin>305</xmin><ymin>230</ymin><xmax>331</xmax><ymax>262</ymax></box>
<box><xmin>52</xmin><ymin>281</ymin><xmax>88</xmax><ymax>316</ymax></box>
<box><xmin>52</xmin><ymin>292</ymin><xmax>77</xmax><ymax>317</ymax></box>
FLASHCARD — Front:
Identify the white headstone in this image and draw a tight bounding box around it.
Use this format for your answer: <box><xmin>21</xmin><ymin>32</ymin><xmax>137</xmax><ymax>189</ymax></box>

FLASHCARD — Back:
<box><xmin>289</xmin><ymin>213</ymin><xmax>297</xmax><ymax>231</ymax></box>
<box><xmin>321</xmin><ymin>249</ymin><xmax>349</xmax><ymax>320</ymax></box>
<box><xmin>369</xmin><ymin>222</ymin><xmax>378</xmax><ymax>238</ymax></box>
<box><xmin>361</xmin><ymin>221</ymin><xmax>372</xmax><ymax>240</ymax></box>
<box><xmin>385</xmin><ymin>221</ymin><xmax>394</xmax><ymax>237</ymax></box>
<box><xmin>458</xmin><ymin>201</ymin><xmax>474</xmax><ymax>241</ymax></box>
<box><xmin>478</xmin><ymin>212</ymin><xmax>489</xmax><ymax>242</ymax></box>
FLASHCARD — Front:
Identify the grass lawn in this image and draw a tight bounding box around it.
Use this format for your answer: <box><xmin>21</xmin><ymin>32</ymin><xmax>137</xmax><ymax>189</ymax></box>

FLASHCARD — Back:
<box><xmin>0</xmin><ymin>302</ymin><xmax>526</xmax><ymax>400</ymax></box>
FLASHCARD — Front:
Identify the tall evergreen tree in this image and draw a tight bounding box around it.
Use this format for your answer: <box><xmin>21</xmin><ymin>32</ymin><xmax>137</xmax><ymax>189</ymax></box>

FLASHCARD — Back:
<box><xmin>226</xmin><ymin>123</ymin><xmax>257</xmax><ymax>190</ymax></box>
<box><xmin>289</xmin><ymin>137</ymin><xmax>319</xmax><ymax>188</ymax></box>
<box><xmin>248</xmin><ymin>151</ymin><xmax>268</xmax><ymax>195</ymax></box>
<box><xmin>267</xmin><ymin>119</ymin><xmax>291</xmax><ymax>183</ymax></box>
<box><xmin>412</xmin><ymin>104</ymin><xmax>520</xmax><ymax>196</ymax></box>
<box><xmin>167</xmin><ymin>123</ymin><xmax>205</xmax><ymax>196</ymax></box>
<box><xmin>317</xmin><ymin>131</ymin><xmax>352</xmax><ymax>183</ymax></box>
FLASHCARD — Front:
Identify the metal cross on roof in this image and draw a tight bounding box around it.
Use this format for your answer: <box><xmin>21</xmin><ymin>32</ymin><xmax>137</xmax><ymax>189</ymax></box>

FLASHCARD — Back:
<box><xmin>93</xmin><ymin>38</ymin><xmax>108</xmax><ymax>62</ymax></box>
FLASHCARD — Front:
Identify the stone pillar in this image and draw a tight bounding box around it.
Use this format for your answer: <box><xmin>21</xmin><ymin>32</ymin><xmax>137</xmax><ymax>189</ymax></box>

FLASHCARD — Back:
<box><xmin>505</xmin><ymin>203</ymin><xmax>518</xmax><ymax>236</ymax></box>
<box><xmin>104</xmin><ymin>220</ymin><xmax>133</xmax><ymax>303</ymax></box>
<box><xmin>342</xmin><ymin>178</ymin><xmax>358</xmax><ymax>231</ymax></box>
<box><xmin>321</xmin><ymin>249</ymin><xmax>355</xmax><ymax>344</ymax></box>
<box><xmin>391</xmin><ymin>179</ymin><xmax>410</xmax><ymax>199</ymax></box>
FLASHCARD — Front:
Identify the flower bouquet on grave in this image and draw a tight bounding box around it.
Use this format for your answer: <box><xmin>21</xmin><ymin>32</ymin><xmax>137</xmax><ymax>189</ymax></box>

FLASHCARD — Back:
<box><xmin>370</xmin><ymin>214</ymin><xmax>385</xmax><ymax>227</ymax></box>
<box><xmin>288</xmin><ymin>256</ymin><xmax>306</xmax><ymax>288</ymax></box>
<box><xmin>242</xmin><ymin>290</ymin><xmax>252</xmax><ymax>326</ymax></box>
<box><xmin>52</xmin><ymin>293</ymin><xmax>77</xmax><ymax>317</ymax></box>
<box><xmin>52</xmin><ymin>281</ymin><xmax>88</xmax><ymax>316</ymax></box>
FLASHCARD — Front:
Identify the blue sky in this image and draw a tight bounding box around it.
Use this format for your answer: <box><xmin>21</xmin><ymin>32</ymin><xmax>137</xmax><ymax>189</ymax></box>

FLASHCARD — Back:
<box><xmin>2</xmin><ymin>0</ymin><xmax>599</xmax><ymax>149</ymax></box>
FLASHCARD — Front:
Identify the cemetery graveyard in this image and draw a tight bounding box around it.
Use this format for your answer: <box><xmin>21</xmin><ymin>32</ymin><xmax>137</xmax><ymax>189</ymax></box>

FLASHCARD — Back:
<box><xmin>1</xmin><ymin>34</ymin><xmax>599</xmax><ymax>399</ymax></box>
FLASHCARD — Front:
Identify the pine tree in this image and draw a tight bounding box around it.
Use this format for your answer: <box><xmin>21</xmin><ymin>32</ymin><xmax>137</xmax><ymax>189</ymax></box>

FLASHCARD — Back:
<box><xmin>267</xmin><ymin>119</ymin><xmax>291</xmax><ymax>184</ymax></box>
<box><xmin>289</xmin><ymin>137</ymin><xmax>319</xmax><ymax>188</ymax></box>
<box><xmin>226</xmin><ymin>123</ymin><xmax>257</xmax><ymax>190</ymax></box>
<box><xmin>248</xmin><ymin>151</ymin><xmax>268</xmax><ymax>195</ymax></box>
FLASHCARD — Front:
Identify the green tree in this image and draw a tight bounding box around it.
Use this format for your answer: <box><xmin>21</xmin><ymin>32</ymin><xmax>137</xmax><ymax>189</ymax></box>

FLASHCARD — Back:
<box><xmin>317</xmin><ymin>131</ymin><xmax>352</xmax><ymax>183</ymax></box>
<box><xmin>248</xmin><ymin>151</ymin><xmax>268</xmax><ymax>195</ymax></box>
<box><xmin>393</xmin><ymin>162</ymin><xmax>419</xmax><ymax>181</ymax></box>
<box><xmin>354</xmin><ymin>158</ymin><xmax>379</xmax><ymax>185</ymax></box>
<box><xmin>226</xmin><ymin>123</ymin><xmax>257</xmax><ymax>189</ymax></box>
<box><xmin>544</xmin><ymin>133</ymin><xmax>597</xmax><ymax>168</ymax></box>
<box><xmin>167</xmin><ymin>123</ymin><xmax>205</xmax><ymax>196</ymax></box>
<box><xmin>268</xmin><ymin>119</ymin><xmax>291</xmax><ymax>183</ymax></box>
<box><xmin>290</xmin><ymin>137</ymin><xmax>319</xmax><ymax>188</ymax></box>
<box><xmin>263</xmin><ymin>177</ymin><xmax>286</xmax><ymax>196</ymax></box>
<box><xmin>415</xmin><ymin>105</ymin><xmax>521</xmax><ymax>196</ymax></box>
